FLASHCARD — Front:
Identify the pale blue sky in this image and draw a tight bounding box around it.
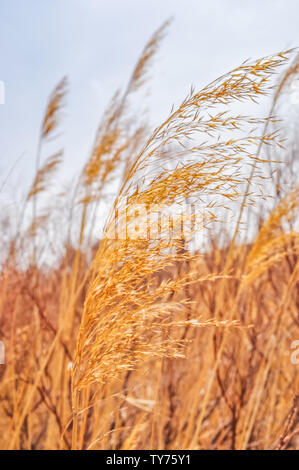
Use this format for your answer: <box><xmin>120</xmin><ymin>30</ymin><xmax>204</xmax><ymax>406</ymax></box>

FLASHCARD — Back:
<box><xmin>1</xmin><ymin>0</ymin><xmax>299</xmax><ymax>201</ymax></box>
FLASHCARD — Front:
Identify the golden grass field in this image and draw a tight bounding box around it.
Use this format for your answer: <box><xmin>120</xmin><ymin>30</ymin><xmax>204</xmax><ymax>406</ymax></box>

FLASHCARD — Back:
<box><xmin>0</xmin><ymin>22</ymin><xmax>298</xmax><ymax>450</ymax></box>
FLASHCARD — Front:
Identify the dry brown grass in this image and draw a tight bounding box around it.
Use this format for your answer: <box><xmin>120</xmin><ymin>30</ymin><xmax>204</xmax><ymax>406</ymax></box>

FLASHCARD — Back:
<box><xmin>0</xmin><ymin>24</ymin><xmax>298</xmax><ymax>450</ymax></box>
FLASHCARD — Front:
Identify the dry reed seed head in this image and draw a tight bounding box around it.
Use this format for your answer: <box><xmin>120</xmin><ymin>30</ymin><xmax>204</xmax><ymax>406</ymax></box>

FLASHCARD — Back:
<box><xmin>25</xmin><ymin>211</ymin><xmax>51</xmax><ymax>240</ymax></box>
<box><xmin>119</xmin><ymin>52</ymin><xmax>295</xmax><ymax>202</ymax></box>
<box><xmin>25</xmin><ymin>77</ymin><xmax>68</xmax><ymax>255</ymax></box>
<box><xmin>81</xmin><ymin>20</ymin><xmax>171</xmax><ymax>193</ymax></box>
<box><xmin>243</xmin><ymin>186</ymin><xmax>299</xmax><ymax>283</ymax></box>
<box><xmin>84</xmin><ymin>130</ymin><xmax>121</xmax><ymax>186</ymax></box>
<box><xmin>27</xmin><ymin>150</ymin><xmax>64</xmax><ymax>200</ymax></box>
<box><xmin>128</xmin><ymin>19</ymin><xmax>171</xmax><ymax>93</ymax></box>
<box><xmin>73</xmin><ymin>50</ymin><xmax>295</xmax><ymax>390</ymax></box>
<box><xmin>82</xmin><ymin>91</ymin><xmax>124</xmax><ymax>188</ymax></box>
<box><xmin>74</xmin><ymin>242</ymin><xmax>196</xmax><ymax>386</ymax></box>
<box><xmin>41</xmin><ymin>77</ymin><xmax>68</xmax><ymax>140</ymax></box>
<box><xmin>73</xmin><ymin>243</ymin><xmax>237</xmax><ymax>389</ymax></box>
